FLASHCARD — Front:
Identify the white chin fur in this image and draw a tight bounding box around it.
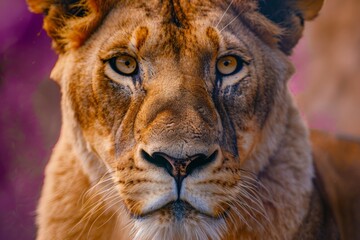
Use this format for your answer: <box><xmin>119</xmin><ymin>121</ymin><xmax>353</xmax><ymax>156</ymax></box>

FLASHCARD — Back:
<box><xmin>131</xmin><ymin>214</ymin><xmax>227</xmax><ymax>240</ymax></box>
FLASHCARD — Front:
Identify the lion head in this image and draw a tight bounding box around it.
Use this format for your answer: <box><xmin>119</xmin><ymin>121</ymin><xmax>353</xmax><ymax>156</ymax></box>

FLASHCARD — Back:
<box><xmin>29</xmin><ymin>0</ymin><xmax>324</xmax><ymax>239</ymax></box>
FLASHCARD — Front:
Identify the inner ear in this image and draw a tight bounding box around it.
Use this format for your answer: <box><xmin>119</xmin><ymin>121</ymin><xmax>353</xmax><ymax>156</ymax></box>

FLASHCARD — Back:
<box><xmin>62</xmin><ymin>0</ymin><xmax>89</xmax><ymax>17</ymax></box>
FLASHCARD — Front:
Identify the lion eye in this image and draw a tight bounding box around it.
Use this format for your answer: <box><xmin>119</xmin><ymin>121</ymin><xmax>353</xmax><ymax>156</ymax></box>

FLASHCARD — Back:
<box><xmin>216</xmin><ymin>55</ymin><xmax>243</xmax><ymax>76</ymax></box>
<box><xmin>109</xmin><ymin>55</ymin><xmax>138</xmax><ymax>76</ymax></box>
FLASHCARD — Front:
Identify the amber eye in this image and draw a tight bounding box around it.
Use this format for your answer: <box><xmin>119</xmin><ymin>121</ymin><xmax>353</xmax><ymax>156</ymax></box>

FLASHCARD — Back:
<box><xmin>109</xmin><ymin>55</ymin><xmax>138</xmax><ymax>76</ymax></box>
<box><xmin>216</xmin><ymin>55</ymin><xmax>243</xmax><ymax>76</ymax></box>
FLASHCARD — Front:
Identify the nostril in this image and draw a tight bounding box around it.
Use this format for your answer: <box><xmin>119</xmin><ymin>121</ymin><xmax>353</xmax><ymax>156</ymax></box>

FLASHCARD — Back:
<box><xmin>186</xmin><ymin>150</ymin><xmax>218</xmax><ymax>175</ymax></box>
<box><xmin>141</xmin><ymin>149</ymin><xmax>218</xmax><ymax>196</ymax></box>
<box><xmin>141</xmin><ymin>149</ymin><xmax>218</xmax><ymax>179</ymax></box>
<box><xmin>141</xmin><ymin>150</ymin><xmax>174</xmax><ymax>176</ymax></box>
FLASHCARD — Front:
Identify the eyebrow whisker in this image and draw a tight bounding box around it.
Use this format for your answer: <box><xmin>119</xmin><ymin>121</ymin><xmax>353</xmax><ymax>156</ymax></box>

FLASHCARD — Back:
<box><xmin>219</xmin><ymin>12</ymin><xmax>241</xmax><ymax>33</ymax></box>
<box><xmin>216</xmin><ymin>0</ymin><xmax>235</xmax><ymax>29</ymax></box>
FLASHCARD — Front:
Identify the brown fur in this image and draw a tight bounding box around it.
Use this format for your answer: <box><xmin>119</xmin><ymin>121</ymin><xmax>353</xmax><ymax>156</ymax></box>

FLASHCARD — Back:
<box><xmin>311</xmin><ymin>130</ymin><xmax>360</xmax><ymax>240</ymax></box>
<box><xmin>26</xmin><ymin>0</ymin><xmax>356</xmax><ymax>239</ymax></box>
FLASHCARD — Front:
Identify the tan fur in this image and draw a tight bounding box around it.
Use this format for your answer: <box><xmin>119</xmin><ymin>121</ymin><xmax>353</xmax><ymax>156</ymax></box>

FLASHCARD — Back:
<box><xmin>27</xmin><ymin>0</ymin><xmax>347</xmax><ymax>239</ymax></box>
<box><xmin>311</xmin><ymin>130</ymin><xmax>360</xmax><ymax>240</ymax></box>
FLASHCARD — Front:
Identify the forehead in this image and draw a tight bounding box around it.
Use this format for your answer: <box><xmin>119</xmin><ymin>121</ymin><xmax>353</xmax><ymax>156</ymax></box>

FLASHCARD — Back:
<box><xmin>111</xmin><ymin>1</ymin><xmax>228</xmax><ymax>26</ymax></box>
<box><xmin>94</xmin><ymin>0</ymin><xmax>254</xmax><ymax>57</ymax></box>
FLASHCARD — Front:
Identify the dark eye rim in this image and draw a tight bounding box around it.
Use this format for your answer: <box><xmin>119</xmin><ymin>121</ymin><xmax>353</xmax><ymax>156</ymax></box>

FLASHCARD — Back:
<box><xmin>216</xmin><ymin>55</ymin><xmax>245</xmax><ymax>77</ymax></box>
<box><xmin>108</xmin><ymin>55</ymin><xmax>139</xmax><ymax>77</ymax></box>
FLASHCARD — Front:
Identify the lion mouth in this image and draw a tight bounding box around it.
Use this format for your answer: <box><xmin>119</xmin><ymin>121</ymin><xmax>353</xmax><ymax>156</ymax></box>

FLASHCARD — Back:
<box><xmin>133</xmin><ymin>200</ymin><xmax>216</xmax><ymax>221</ymax></box>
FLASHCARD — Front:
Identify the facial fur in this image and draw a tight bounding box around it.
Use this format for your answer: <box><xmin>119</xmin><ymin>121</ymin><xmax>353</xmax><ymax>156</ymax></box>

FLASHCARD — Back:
<box><xmin>30</xmin><ymin>0</ymin><xmax>324</xmax><ymax>239</ymax></box>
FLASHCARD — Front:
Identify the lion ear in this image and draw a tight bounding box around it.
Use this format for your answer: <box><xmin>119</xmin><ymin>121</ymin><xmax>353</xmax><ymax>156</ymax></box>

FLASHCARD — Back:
<box><xmin>296</xmin><ymin>0</ymin><xmax>324</xmax><ymax>20</ymax></box>
<box><xmin>258</xmin><ymin>0</ymin><xmax>324</xmax><ymax>54</ymax></box>
<box><xmin>26</xmin><ymin>0</ymin><xmax>116</xmax><ymax>53</ymax></box>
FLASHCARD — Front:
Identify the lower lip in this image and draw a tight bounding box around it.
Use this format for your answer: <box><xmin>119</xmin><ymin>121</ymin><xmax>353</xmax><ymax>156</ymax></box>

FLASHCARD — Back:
<box><xmin>134</xmin><ymin>200</ymin><xmax>194</xmax><ymax>221</ymax></box>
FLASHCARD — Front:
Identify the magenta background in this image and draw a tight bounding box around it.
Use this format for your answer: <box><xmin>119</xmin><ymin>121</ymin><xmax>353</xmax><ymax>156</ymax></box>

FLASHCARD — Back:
<box><xmin>0</xmin><ymin>1</ymin><xmax>316</xmax><ymax>239</ymax></box>
<box><xmin>0</xmin><ymin>0</ymin><xmax>59</xmax><ymax>239</ymax></box>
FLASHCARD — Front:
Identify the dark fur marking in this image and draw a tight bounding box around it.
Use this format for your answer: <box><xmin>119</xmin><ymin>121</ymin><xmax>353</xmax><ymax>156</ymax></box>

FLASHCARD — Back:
<box><xmin>169</xmin><ymin>0</ymin><xmax>182</xmax><ymax>28</ymax></box>
<box><xmin>212</xmin><ymin>87</ymin><xmax>239</xmax><ymax>158</ymax></box>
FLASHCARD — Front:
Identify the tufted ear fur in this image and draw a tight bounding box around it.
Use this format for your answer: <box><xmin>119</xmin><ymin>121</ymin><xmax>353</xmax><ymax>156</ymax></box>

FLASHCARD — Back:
<box><xmin>27</xmin><ymin>0</ymin><xmax>116</xmax><ymax>53</ymax></box>
<box><xmin>258</xmin><ymin>0</ymin><xmax>324</xmax><ymax>54</ymax></box>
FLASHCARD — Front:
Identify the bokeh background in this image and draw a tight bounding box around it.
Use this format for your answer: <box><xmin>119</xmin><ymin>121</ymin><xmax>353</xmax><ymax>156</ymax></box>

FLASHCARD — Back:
<box><xmin>0</xmin><ymin>0</ymin><xmax>359</xmax><ymax>239</ymax></box>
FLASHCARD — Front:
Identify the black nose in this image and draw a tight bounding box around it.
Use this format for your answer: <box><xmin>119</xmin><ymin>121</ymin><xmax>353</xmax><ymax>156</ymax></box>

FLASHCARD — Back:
<box><xmin>141</xmin><ymin>150</ymin><xmax>218</xmax><ymax>186</ymax></box>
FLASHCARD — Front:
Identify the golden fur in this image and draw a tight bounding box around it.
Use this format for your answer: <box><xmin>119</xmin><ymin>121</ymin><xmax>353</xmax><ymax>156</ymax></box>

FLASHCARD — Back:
<box><xmin>26</xmin><ymin>0</ymin><xmax>357</xmax><ymax>239</ymax></box>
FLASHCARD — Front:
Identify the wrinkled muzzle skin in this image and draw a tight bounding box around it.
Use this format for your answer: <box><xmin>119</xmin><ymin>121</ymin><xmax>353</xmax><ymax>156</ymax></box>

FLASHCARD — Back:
<box><xmin>35</xmin><ymin>1</ymin><xmax>322</xmax><ymax>240</ymax></box>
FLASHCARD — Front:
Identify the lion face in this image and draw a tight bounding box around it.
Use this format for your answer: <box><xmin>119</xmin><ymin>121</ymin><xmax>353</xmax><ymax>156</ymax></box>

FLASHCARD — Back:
<box><xmin>30</xmin><ymin>0</ymin><xmax>323</xmax><ymax>239</ymax></box>
<box><xmin>62</xmin><ymin>1</ymin><xmax>291</xmax><ymax>236</ymax></box>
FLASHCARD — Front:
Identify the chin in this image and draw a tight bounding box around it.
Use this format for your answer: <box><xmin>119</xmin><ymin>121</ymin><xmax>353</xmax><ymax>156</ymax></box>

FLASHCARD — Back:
<box><xmin>130</xmin><ymin>201</ymin><xmax>227</xmax><ymax>240</ymax></box>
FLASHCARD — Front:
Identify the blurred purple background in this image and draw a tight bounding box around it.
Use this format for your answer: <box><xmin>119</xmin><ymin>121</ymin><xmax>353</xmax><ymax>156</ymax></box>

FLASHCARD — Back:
<box><xmin>0</xmin><ymin>0</ymin><xmax>59</xmax><ymax>239</ymax></box>
<box><xmin>0</xmin><ymin>0</ymin><xmax>359</xmax><ymax>239</ymax></box>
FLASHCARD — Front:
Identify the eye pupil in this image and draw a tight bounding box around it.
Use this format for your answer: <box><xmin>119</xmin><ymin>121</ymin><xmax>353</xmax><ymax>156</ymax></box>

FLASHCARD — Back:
<box><xmin>110</xmin><ymin>55</ymin><xmax>138</xmax><ymax>76</ymax></box>
<box><xmin>216</xmin><ymin>55</ymin><xmax>242</xmax><ymax>76</ymax></box>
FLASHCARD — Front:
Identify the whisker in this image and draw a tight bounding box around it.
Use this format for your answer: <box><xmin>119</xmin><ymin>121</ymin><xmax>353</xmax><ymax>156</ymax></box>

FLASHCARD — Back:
<box><xmin>233</xmin><ymin>198</ymin><xmax>264</xmax><ymax>230</ymax></box>
<box><xmin>219</xmin><ymin>12</ymin><xmax>241</xmax><ymax>33</ymax></box>
<box><xmin>81</xmin><ymin>183</ymin><xmax>113</xmax><ymax>208</ymax></box>
<box><xmin>239</xmin><ymin>169</ymin><xmax>271</xmax><ymax>199</ymax></box>
<box><xmin>72</xmin><ymin>201</ymin><xmax>104</xmax><ymax>240</ymax></box>
<box><xmin>221</xmin><ymin>201</ymin><xmax>244</xmax><ymax>228</ymax></box>
<box><xmin>72</xmin><ymin>181</ymin><xmax>118</xmax><ymax>238</ymax></box>
<box><xmin>236</xmin><ymin>195</ymin><xmax>269</xmax><ymax>225</ymax></box>
<box><xmin>216</xmin><ymin>0</ymin><xmax>235</xmax><ymax>28</ymax></box>
<box><xmin>225</xmin><ymin>201</ymin><xmax>252</xmax><ymax>229</ymax></box>
<box><xmin>83</xmin><ymin>194</ymin><xmax>119</xmax><ymax>239</ymax></box>
<box><xmin>87</xmin><ymin>197</ymin><xmax>121</xmax><ymax>238</ymax></box>
<box><xmin>82</xmin><ymin>188</ymin><xmax>116</xmax><ymax>215</ymax></box>
<box><xmin>80</xmin><ymin>173</ymin><xmax>114</xmax><ymax>205</ymax></box>
<box><xmin>236</xmin><ymin>187</ymin><xmax>265</xmax><ymax>211</ymax></box>
<box><xmin>238</xmin><ymin>181</ymin><xmax>266</xmax><ymax>207</ymax></box>
<box><xmin>113</xmin><ymin>206</ymin><xmax>132</xmax><ymax>238</ymax></box>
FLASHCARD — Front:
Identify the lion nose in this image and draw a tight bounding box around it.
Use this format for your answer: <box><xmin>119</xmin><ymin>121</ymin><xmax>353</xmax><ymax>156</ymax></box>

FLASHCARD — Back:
<box><xmin>141</xmin><ymin>150</ymin><xmax>218</xmax><ymax>186</ymax></box>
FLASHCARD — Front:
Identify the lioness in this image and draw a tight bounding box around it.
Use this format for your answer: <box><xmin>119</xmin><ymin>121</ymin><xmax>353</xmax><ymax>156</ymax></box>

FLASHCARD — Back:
<box><xmin>26</xmin><ymin>0</ymin><xmax>359</xmax><ymax>239</ymax></box>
